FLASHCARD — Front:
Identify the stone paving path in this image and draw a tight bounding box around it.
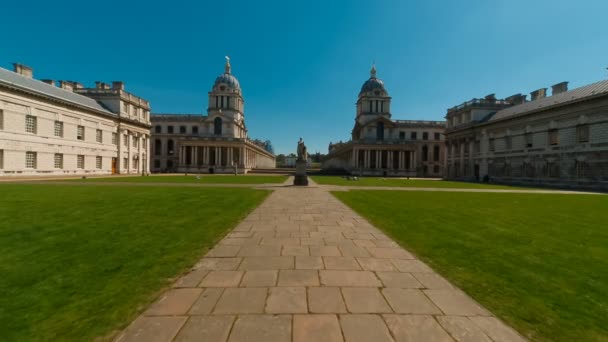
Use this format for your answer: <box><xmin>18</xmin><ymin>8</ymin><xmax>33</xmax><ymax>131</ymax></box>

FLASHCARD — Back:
<box><xmin>116</xmin><ymin>179</ymin><xmax>527</xmax><ymax>342</ymax></box>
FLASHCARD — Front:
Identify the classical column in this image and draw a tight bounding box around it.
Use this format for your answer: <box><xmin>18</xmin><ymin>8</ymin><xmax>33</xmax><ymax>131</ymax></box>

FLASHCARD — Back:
<box><xmin>460</xmin><ymin>140</ymin><xmax>465</xmax><ymax>175</ymax></box>
<box><xmin>351</xmin><ymin>149</ymin><xmax>356</xmax><ymax>168</ymax></box>
<box><xmin>410</xmin><ymin>151</ymin><xmax>414</xmax><ymax>170</ymax></box>
<box><xmin>239</xmin><ymin>147</ymin><xmax>244</xmax><ymax>167</ymax></box>
<box><xmin>365</xmin><ymin>150</ymin><xmax>370</xmax><ymax>168</ymax></box>
<box><xmin>376</xmin><ymin>150</ymin><xmax>381</xmax><ymax>169</ymax></box>
<box><xmin>193</xmin><ymin>147</ymin><xmax>198</xmax><ymax>166</ymax></box>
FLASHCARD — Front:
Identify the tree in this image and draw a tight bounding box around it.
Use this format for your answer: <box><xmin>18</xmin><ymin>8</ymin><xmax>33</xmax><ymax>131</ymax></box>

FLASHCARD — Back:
<box><xmin>264</xmin><ymin>140</ymin><xmax>274</xmax><ymax>154</ymax></box>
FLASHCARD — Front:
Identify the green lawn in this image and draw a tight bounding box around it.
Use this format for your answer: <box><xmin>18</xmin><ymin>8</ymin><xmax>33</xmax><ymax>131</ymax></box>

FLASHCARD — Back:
<box><xmin>311</xmin><ymin>175</ymin><xmax>520</xmax><ymax>189</ymax></box>
<box><xmin>68</xmin><ymin>174</ymin><xmax>288</xmax><ymax>184</ymax></box>
<box><xmin>0</xmin><ymin>184</ymin><xmax>269</xmax><ymax>341</ymax></box>
<box><xmin>333</xmin><ymin>190</ymin><xmax>608</xmax><ymax>342</ymax></box>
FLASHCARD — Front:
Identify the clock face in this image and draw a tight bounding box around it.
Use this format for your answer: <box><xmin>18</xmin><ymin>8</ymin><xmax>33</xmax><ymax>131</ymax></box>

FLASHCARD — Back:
<box><xmin>375</xmin><ymin>91</ymin><xmax>380</xmax><ymax>95</ymax></box>
<box><xmin>220</xmin><ymin>86</ymin><xmax>226</xmax><ymax>91</ymax></box>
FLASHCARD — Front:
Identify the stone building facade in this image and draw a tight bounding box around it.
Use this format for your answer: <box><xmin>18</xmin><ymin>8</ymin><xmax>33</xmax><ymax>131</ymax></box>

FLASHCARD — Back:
<box><xmin>322</xmin><ymin>66</ymin><xmax>446</xmax><ymax>177</ymax></box>
<box><xmin>150</xmin><ymin>58</ymin><xmax>275</xmax><ymax>173</ymax></box>
<box><xmin>445</xmin><ymin>80</ymin><xmax>608</xmax><ymax>189</ymax></box>
<box><xmin>0</xmin><ymin>64</ymin><xmax>151</xmax><ymax>177</ymax></box>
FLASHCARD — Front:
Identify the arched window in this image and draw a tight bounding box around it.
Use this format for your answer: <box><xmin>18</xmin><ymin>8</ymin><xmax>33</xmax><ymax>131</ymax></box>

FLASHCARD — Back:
<box><xmin>376</xmin><ymin>122</ymin><xmax>384</xmax><ymax>140</ymax></box>
<box><xmin>167</xmin><ymin>139</ymin><xmax>174</xmax><ymax>155</ymax></box>
<box><xmin>433</xmin><ymin>145</ymin><xmax>440</xmax><ymax>161</ymax></box>
<box><xmin>214</xmin><ymin>117</ymin><xmax>222</xmax><ymax>136</ymax></box>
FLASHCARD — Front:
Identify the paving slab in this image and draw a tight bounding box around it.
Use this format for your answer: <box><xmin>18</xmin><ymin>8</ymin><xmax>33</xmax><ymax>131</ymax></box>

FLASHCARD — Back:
<box><xmin>320</xmin><ymin>270</ymin><xmax>382</xmax><ymax>287</ymax></box>
<box><xmin>173</xmin><ymin>316</ymin><xmax>234</xmax><ymax>342</ymax></box>
<box><xmin>295</xmin><ymin>256</ymin><xmax>324</xmax><ymax>269</ymax></box>
<box><xmin>308</xmin><ymin>287</ymin><xmax>347</xmax><ymax>313</ymax></box>
<box><xmin>278</xmin><ymin>269</ymin><xmax>320</xmax><ymax>286</ymax></box>
<box><xmin>340</xmin><ymin>314</ymin><xmax>394</xmax><ymax>342</ymax></box>
<box><xmin>213</xmin><ymin>288</ymin><xmax>267</xmax><ymax>314</ymax></box>
<box><xmin>341</xmin><ymin>287</ymin><xmax>392</xmax><ymax>313</ymax></box>
<box><xmin>424</xmin><ymin>289</ymin><xmax>490</xmax><ymax>316</ymax></box>
<box><xmin>117</xmin><ymin>316</ymin><xmax>187</xmax><ymax>342</ymax></box>
<box><xmin>266</xmin><ymin>287</ymin><xmax>308</xmax><ymax>313</ymax></box>
<box><xmin>188</xmin><ymin>288</ymin><xmax>223</xmax><ymax>315</ymax></box>
<box><xmin>383</xmin><ymin>314</ymin><xmax>454</xmax><ymax>342</ymax></box>
<box><xmin>239</xmin><ymin>270</ymin><xmax>277</xmax><ymax>287</ymax></box>
<box><xmin>228</xmin><ymin>315</ymin><xmax>291</xmax><ymax>342</ymax></box>
<box><xmin>199</xmin><ymin>271</ymin><xmax>243</xmax><ymax>287</ymax></box>
<box><xmin>437</xmin><ymin>316</ymin><xmax>493</xmax><ymax>342</ymax></box>
<box><xmin>144</xmin><ymin>289</ymin><xmax>202</xmax><ymax>316</ymax></box>
<box><xmin>293</xmin><ymin>314</ymin><xmax>343</xmax><ymax>342</ymax></box>
<box><xmin>375</xmin><ymin>272</ymin><xmax>422</xmax><ymax>288</ymax></box>
<box><xmin>324</xmin><ymin>256</ymin><xmax>362</xmax><ymax>270</ymax></box>
<box><xmin>381</xmin><ymin>288</ymin><xmax>442</xmax><ymax>314</ymax></box>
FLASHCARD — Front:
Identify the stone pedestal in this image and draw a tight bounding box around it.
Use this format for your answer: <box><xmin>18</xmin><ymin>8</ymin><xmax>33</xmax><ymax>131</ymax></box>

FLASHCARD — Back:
<box><xmin>293</xmin><ymin>160</ymin><xmax>308</xmax><ymax>186</ymax></box>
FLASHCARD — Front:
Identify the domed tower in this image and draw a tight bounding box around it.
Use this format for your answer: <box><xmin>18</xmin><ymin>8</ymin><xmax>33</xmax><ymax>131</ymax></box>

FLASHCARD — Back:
<box><xmin>356</xmin><ymin>64</ymin><xmax>391</xmax><ymax>123</ymax></box>
<box><xmin>207</xmin><ymin>57</ymin><xmax>246</xmax><ymax>138</ymax></box>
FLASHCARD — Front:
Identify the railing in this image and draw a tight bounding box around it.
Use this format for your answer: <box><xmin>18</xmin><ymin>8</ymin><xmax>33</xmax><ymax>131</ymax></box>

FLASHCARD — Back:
<box><xmin>447</xmin><ymin>98</ymin><xmax>511</xmax><ymax>113</ymax></box>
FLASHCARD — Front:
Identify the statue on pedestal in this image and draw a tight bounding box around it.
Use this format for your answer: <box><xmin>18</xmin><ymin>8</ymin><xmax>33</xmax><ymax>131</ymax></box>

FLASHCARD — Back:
<box><xmin>293</xmin><ymin>137</ymin><xmax>309</xmax><ymax>186</ymax></box>
<box><xmin>297</xmin><ymin>137</ymin><xmax>308</xmax><ymax>162</ymax></box>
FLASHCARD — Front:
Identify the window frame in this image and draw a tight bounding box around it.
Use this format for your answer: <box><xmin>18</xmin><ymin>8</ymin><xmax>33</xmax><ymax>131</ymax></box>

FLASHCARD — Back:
<box><xmin>576</xmin><ymin>124</ymin><xmax>589</xmax><ymax>143</ymax></box>
<box><xmin>548</xmin><ymin>129</ymin><xmax>559</xmax><ymax>146</ymax></box>
<box><xmin>96</xmin><ymin>129</ymin><xmax>103</xmax><ymax>143</ymax></box>
<box><xmin>77</xmin><ymin>155</ymin><xmax>85</xmax><ymax>169</ymax></box>
<box><xmin>25</xmin><ymin>115</ymin><xmax>37</xmax><ymax>134</ymax></box>
<box><xmin>25</xmin><ymin>151</ymin><xmax>37</xmax><ymax>169</ymax></box>
<box><xmin>77</xmin><ymin>125</ymin><xmax>85</xmax><ymax>140</ymax></box>
<box><xmin>54</xmin><ymin>121</ymin><xmax>64</xmax><ymax>137</ymax></box>
<box><xmin>54</xmin><ymin>153</ymin><xmax>63</xmax><ymax>169</ymax></box>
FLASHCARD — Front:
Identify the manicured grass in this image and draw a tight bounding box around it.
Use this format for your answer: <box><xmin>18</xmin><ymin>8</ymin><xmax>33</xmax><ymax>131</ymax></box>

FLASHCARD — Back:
<box><xmin>69</xmin><ymin>174</ymin><xmax>288</xmax><ymax>184</ymax></box>
<box><xmin>0</xmin><ymin>184</ymin><xmax>269</xmax><ymax>341</ymax></box>
<box><xmin>333</xmin><ymin>190</ymin><xmax>608</xmax><ymax>342</ymax></box>
<box><xmin>311</xmin><ymin>175</ymin><xmax>520</xmax><ymax>189</ymax></box>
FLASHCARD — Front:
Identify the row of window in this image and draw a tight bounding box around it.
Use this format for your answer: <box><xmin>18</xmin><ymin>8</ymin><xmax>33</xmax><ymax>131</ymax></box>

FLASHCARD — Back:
<box><xmin>367</xmin><ymin>100</ymin><xmax>386</xmax><ymax>113</ymax></box>
<box><xmin>214</xmin><ymin>95</ymin><xmax>238</xmax><ymax>110</ymax></box>
<box><xmin>154</xmin><ymin>118</ymin><xmax>224</xmax><ymax>136</ymax></box>
<box><xmin>3</xmin><ymin>112</ymin><xmax>150</xmax><ymax>148</ymax></box>
<box><xmin>124</xmin><ymin>103</ymin><xmax>149</xmax><ymax>120</ymax></box>
<box><xmin>0</xmin><ymin>151</ymin><xmax>142</xmax><ymax>171</ymax></box>
<box><xmin>398</xmin><ymin>131</ymin><xmax>442</xmax><ymax>141</ymax></box>
<box><xmin>488</xmin><ymin>125</ymin><xmax>590</xmax><ymax>151</ymax></box>
<box><xmin>155</xmin><ymin>125</ymin><xmax>199</xmax><ymax>134</ymax></box>
<box><xmin>20</xmin><ymin>152</ymin><xmax>103</xmax><ymax>169</ymax></box>
<box><xmin>21</xmin><ymin>114</ymin><xmax>118</xmax><ymax>144</ymax></box>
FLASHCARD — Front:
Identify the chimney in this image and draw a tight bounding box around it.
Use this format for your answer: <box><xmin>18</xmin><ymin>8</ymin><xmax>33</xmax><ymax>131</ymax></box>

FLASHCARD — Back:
<box><xmin>41</xmin><ymin>79</ymin><xmax>55</xmax><ymax>87</ymax></box>
<box><xmin>484</xmin><ymin>94</ymin><xmax>496</xmax><ymax>102</ymax></box>
<box><xmin>112</xmin><ymin>81</ymin><xmax>125</xmax><ymax>90</ymax></box>
<box><xmin>72</xmin><ymin>82</ymin><xmax>84</xmax><ymax>90</ymax></box>
<box><xmin>59</xmin><ymin>81</ymin><xmax>74</xmax><ymax>91</ymax></box>
<box><xmin>13</xmin><ymin>63</ymin><xmax>33</xmax><ymax>78</ymax></box>
<box><xmin>505</xmin><ymin>93</ymin><xmax>527</xmax><ymax>105</ymax></box>
<box><xmin>551</xmin><ymin>81</ymin><xmax>568</xmax><ymax>95</ymax></box>
<box><xmin>530</xmin><ymin>88</ymin><xmax>547</xmax><ymax>101</ymax></box>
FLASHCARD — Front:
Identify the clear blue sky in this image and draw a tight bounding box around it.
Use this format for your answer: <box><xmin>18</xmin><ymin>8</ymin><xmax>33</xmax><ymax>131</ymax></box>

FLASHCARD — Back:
<box><xmin>2</xmin><ymin>0</ymin><xmax>607</xmax><ymax>154</ymax></box>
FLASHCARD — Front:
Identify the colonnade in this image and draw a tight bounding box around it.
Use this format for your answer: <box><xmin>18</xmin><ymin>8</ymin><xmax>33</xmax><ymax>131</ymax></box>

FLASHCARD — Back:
<box><xmin>177</xmin><ymin>144</ymin><xmax>258</xmax><ymax>170</ymax></box>
<box><xmin>350</xmin><ymin>148</ymin><xmax>416</xmax><ymax>170</ymax></box>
